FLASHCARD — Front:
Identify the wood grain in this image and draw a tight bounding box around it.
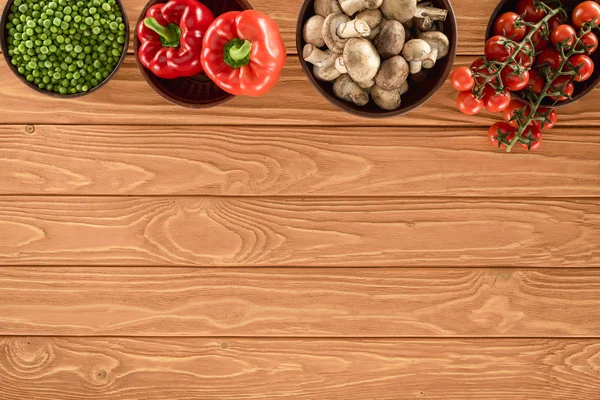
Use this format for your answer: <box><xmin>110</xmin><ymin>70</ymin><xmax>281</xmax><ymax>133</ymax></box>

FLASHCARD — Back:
<box><xmin>1</xmin><ymin>337</ymin><xmax>600</xmax><ymax>399</ymax></box>
<box><xmin>2</xmin><ymin>267</ymin><xmax>600</xmax><ymax>337</ymax></box>
<box><xmin>1</xmin><ymin>125</ymin><xmax>599</xmax><ymax>197</ymax></box>
<box><xmin>0</xmin><ymin>197</ymin><xmax>598</xmax><ymax>267</ymax></box>
<box><xmin>3</xmin><ymin>55</ymin><xmax>600</xmax><ymax>126</ymax></box>
<box><xmin>0</xmin><ymin>0</ymin><xmax>502</xmax><ymax>55</ymax></box>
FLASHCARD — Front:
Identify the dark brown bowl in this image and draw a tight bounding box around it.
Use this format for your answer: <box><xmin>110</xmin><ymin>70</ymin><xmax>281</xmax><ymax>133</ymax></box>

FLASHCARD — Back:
<box><xmin>296</xmin><ymin>0</ymin><xmax>458</xmax><ymax>118</ymax></box>
<box><xmin>485</xmin><ymin>0</ymin><xmax>600</xmax><ymax>108</ymax></box>
<box><xmin>0</xmin><ymin>0</ymin><xmax>129</xmax><ymax>98</ymax></box>
<box><xmin>134</xmin><ymin>0</ymin><xmax>253</xmax><ymax>108</ymax></box>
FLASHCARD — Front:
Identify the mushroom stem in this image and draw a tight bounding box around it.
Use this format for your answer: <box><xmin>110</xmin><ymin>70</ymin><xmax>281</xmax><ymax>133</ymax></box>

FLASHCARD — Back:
<box><xmin>304</xmin><ymin>44</ymin><xmax>334</xmax><ymax>68</ymax></box>
<box><xmin>337</xmin><ymin>20</ymin><xmax>371</xmax><ymax>38</ymax></box>
<box><xmin>415</xmin><ymin>6</ymin><xmax>448</xmax><ymax>21</ymax></box>
<box><xmin>409</xmin><ymin>61</ymin><xmax>422</xmax><ymax>74</ymax></box>
<box><xmin>423</xmin><ymin>46</ymin><xmax>438</xmax><ymax>69</ymax></box>
<box><xmin>335</xmin><ymin>57</ymin><xmax>348</xmax><ymax>73</ymax></box>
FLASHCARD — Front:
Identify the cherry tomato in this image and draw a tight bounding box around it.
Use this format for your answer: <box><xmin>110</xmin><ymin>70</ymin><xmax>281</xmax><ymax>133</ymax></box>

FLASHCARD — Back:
<box><xmin>485</xmin><ymin>35</ymin><xmax>514</xmax><ymax>62</ymax></box>
<box><xmin>514</xmin><ymin>43</ymin><xmax>535</xmax><ymax>68</ymax></box>
<box><xmin>548</xmin><ymin>15</ymin><xmax>564</xmax><ymax>33</ymax></box>
<box><xmin>536</xmin><ymin>47</ymin><xmax>562</xmax><ymax>70</ymax></box>
<box><xmin>471</xmin><ymin>57</ymin><xmax>497</xmax><ymax>85</ymax></box>
<box><xmin>450</xmin><ymin>66</ymin><xmax>475</xmax><ymax>91</ymax></box>
<box><xmin>488</xmin><ymin>122</ymin><xmax>517</xmax><ymax>149</ymax></box>
<box><xmin>548</xmin><ymin>75</ymin><xmax>574</xmax><ymax>101</ymax></box>
<box><xmin>518</xmin><ymin>125</ymin><xmax>543</xmax><ymax>151</ymax></box>
<box><xmin>568</xmin><ymin>54</ymin><xmax>595</xmax><ymax>82</ymax></box>
<box><xmin>504</xmin><ymin>100</ymin><xmax>529</xmax><ymax>128</ymax></box>
<box><xmin>483</xmin><ymin>86</ymin><xmax>511</xmax><ymax>112</ymax></box>
<box><xmin>494</xmin><ymin>12</ymin><xmax>526</xmax><ymax>40</ymax></box>
<box><xmin>551</xmin><ymin>24</ymin><xmax>577</xmax><ymax>47</ymax></box>
<box><xmin>530</xmin><ymin>27</ymin><xmax>550</xmax><ymax>51</ymax></box>
<box><xmin>517</xmin><ymin>0</ymin><xmax>547</xmax><ymax>22</ymax></box>
<box><xmin>579</xmin><ymin>31</ymin><xmax>599</xmax><ymax>54</ymax></box>
<box><xmin>501</xmin><ymin>65</ymin><xmax>530</xmax><ymax>91</ymax></box>
<box><xmin>456</xmin><ymin>91</ymin><xmax>484</xmax><ymax>115</ymax></box>
<box><xmin>572</xmin><ymin>1</ymin><xmax>600</xmax><ymax>28</ymax></box>
<box><xmin>531</xmin><ymin>108</ymin><xmax>557</xmax><ymax>130</ymax></box>
<box><xmin>527</xmin><ymin>69</ymin><xmax>545</xmax><ymax>94</ymax></box>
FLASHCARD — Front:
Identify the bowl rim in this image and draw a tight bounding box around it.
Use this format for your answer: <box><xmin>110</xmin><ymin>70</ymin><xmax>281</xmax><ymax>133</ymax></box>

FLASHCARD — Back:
<box><xmin>484</xmin><ymin>0</ymin><xmax>600</xmax><ymax>108</ymax></box>
<box><xmin>133</xmin><ymin>0</ymin><xmax>254</xmax><ymax>109</ymax></box>
<box><xmin>0</xmin><ymin>0</ymin><xmax>130</xmax><ymax>98</ymax></box>
<box><xmin>295</xmin><ymin>0</ymin><xmax>458</xmax><ymax>119</ymax></box>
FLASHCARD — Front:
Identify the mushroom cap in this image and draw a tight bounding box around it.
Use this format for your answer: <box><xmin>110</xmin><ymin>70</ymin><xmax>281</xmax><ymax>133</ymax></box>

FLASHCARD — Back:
<box><xmin>304</xmin><ymin>15</ymin><xmax>325</xmax><ymax>48</ymax></box>
<box><xmin>356</xmin><ymin>8</ymin><xmax>382</xmax><ymax>29</ymax></box>
<box><xmin>342</xmin><ymin>38</ymin><xmax>381</xmax><ymax>83</ymax></box>
<box><xmin>375</xmin><ymin>55</ymin><xmax>409</xmax><ymax>90</ymax></box>
<box><xmin>401</xmin><ymin>39</ymin><xmax>431</xmax><ymax>61</ymax></box>
<box><xmin>315</xmin><ymin>0</ymin><xmax>342</xmax><ymax>17</ymax></box>
<box><xmin>419</xmin><ymin>31</ymin><xmax>450</xmax><ymax>58</ymax></box>
<box><xmin>323</xmin><ymin>13</ymin><xmax>351</xmax><ymax>53</ymax></box>
<box><xmin>380</xmin><ymin>0</ymin><xmax>416</xmax><ymax>24</ymax></box>
<box><xmin>371</xmin><ymin>85</ymin><xmax>402</xmax><ymax>110</ymax></box>
<box><xmin>333</xmin><ymin>74</ymin><xmax>370</xmax><ymax>106</ymax></box>
<box><xmin>375</xmin><ymin>20</ymin><xmax>406</xmax><ymax>58</ymax></box>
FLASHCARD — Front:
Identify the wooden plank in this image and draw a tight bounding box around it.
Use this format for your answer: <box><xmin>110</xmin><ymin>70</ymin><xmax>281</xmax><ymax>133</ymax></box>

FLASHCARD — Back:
<box><xmin>2</xmin><ymin>55</ymin><xmax>600</xmax><ymax>126</ymax></box>
<box><xmin>1</xmin><ymin>337</ymin><xmax>599</xmax><ymax>399</ymax></box>
<box><xmin>0</xmin><ymin>197</ymin><xmax>598</xmax><ymax>267</ymax></box>
<box><xmin>0</xmin><ymin>0</ymin><xmax>500</xmax><ymax>55</ymax></box>
<box><xmin>2</xmin><ymin>267</ymin><xmax>600</xmax><ymax>337</ymax></box>
<box><xmin>3</xmin><ymin>125</ymin><xmax>600</xmax><ymax>197</ymax></box>
<box><xmin>1</xmin><ymin>125</ymin><xmax>599</xmax><ymax>197</ymax></box>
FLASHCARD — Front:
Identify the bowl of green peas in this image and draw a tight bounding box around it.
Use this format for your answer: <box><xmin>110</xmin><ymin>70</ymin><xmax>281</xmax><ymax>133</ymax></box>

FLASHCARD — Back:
<box><xmin>1</xmin><ymin>0</ymin><xmax>129</xmax><ymax>97</ymax></box>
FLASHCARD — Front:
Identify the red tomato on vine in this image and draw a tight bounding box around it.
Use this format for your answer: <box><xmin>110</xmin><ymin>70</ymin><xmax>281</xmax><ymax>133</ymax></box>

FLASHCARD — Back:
<box><xmin>456</xmin><ymin>91</ymin><xmax>484</xmax><ymax>115</ymax></box>
<box><xmin>579</xmin><ymin>31</ymin><xmax>598</xmax><ymax>54</ymax></box>
<box><xmin>501</xmin><ymin>65</ymin><xmax>530</xmax><ymax>91</ymax></box>
<box><xmin>450</xmin><ymin>66</ymin><xmax>475</xmax><ymax>91</ymax></box>
<box><xmin>494</xmin><ymin>12</ymin><xmax>526</xmax><ymax>40</ymax></box>
<box><xmin>551</xmin><ymin>24</ymin><xmax>577</xmax><ymax>47</ymax></box>
<box><xmin>488</xmin><ymin>122</ymin><xmax>516</xmax><ymax>149</ymax></box>
<box><xmin>572</xmin><ymin>1</ymin><xmax>600</xmax><ymax>28</ymax></box>
<box><xmin>518</xmin><ymin>125</ymin><xmax>543</xmax><ymax>151</ymax></box>
<box><xmin>516</xmin><ymin>0</ymin><xmax>547</xmax><ymax>22</ymax></box>
<box><xmin>527</xmin><ymin>69</ymin><xmax>545</xmax><ymax>94</ymax></box>
<box><xmin>485</xmin><ymin>35</ymin><xmax>514</xmax><ymax>61</ymax></box>
<box><xmin>568</xmin><ymin>54</ymin><xmax>595</xmax><ymax>82</ymax></box>
<box><xmin>483</xmin><ymin>86</ymin><xmax>511</xmax><ymax>112</ymax></box>
<box><xmin>548</xmin><ymin>75</ymin><xmax>574</xmax><ymax>101</ymax></box>
<box><xmin>536</xmin><ymin>47</ymin><xmax>562</xmax><ymax>70</ymax></box>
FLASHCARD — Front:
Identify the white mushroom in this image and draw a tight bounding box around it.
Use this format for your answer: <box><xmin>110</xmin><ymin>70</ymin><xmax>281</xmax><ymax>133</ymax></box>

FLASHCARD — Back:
<box><xmin>419</xmin><ymin>31</ymin><xmax>449</xmax><ymax>69</ymax></box>
<box><xmin>356</xmin><ymin>9</ymin><xmax>383</xmax><ymax>39</ymax></box>
<box><xmin>303</xmin><ymin>15</ymin><xmax>325</xmax><ymax>47</ymax></box>
<box><xmin>314</xmin><ymin>0</ymin><xmax>342</xmax><ymax>17</ymax></box>
<box><xmin>338</xmin><ymin>0</ymin><xmax>383</xmax><ymax>16</ymax></box>
<box><xmin>333</xmin><ymin>74</ymin><xmax>370</xmax><ymax>106</ymax></box>
<box><xmin>323</xmin><ymin>13</ymin><xmax>371</xmax><ymax>53</ymax></box>
<box><xmin>401</xmin><ymin>38</ymin><xmax>431</xmax><ymax>74</ymax></box>
<box><xmin>381</xmin><ymin>0</ymin><xmax>448</xmax><ymax>24</ymax></box>
<box><xmin>399</xmin><ymin>80</ymin><xmax>409</xmax><ymax>95</ymax></box>
<box><xmin>375</xmin><ymin>20</ymin><xmax>405</xmax><ymax>58</ymax></box>
<box><xmin>371</xmin><ymin>85</ymin><xmax>402</xmax><ymax>110</ymax></box>
<box><xmin>334</xmin><ymin>38</ymin><xmax>381</xmax><ymax>86</ymax></box>
<box><xmin>375</xmin><ymin>55</ymin><xmax>409</xmax><ymax>90</ymax></box>
<box><xmin>303</xmin><ymin>44</ymin><xmax>342</xmax><ymax>81</ymax></box>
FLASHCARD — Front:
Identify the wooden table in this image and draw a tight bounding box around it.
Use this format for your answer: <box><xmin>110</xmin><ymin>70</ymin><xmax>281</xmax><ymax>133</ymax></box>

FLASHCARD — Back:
<box><xmin>1</xmin><ymin>0</ymin><xmax>599</xmax><ymax>398</ymax></box>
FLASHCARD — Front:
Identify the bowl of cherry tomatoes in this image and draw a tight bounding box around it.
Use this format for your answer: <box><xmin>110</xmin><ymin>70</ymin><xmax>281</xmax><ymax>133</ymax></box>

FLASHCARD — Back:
<box><xmin>484</xmin><ymin>0</ymin><xmax>600</xmax><ymax>108</ymax></box>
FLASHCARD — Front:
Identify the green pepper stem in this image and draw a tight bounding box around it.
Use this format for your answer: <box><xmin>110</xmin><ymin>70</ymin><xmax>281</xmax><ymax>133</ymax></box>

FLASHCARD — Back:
<box><xmin>144</xmin><ymin>17</ymin><xmax>180</xmax><ymax>47</ymax></box>
<box><xmin>229</xmin><ymin>40</ymin><xmax>252</xmax><ymax>62</ymax></box>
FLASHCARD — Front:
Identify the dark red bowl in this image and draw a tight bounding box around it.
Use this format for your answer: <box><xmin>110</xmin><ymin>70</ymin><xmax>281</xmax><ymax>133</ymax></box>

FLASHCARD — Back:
<box><xmin>0</xmin><ymin>0</ymin><xmax>129</xmax><ymax>98</ymax></box>
<box><xmin>296</xmin><ymin>0</ymin><xmax>458</xmax><ymax>118</ymax></box>
<box><xmin>134</xmin><ymin>0</ymin><xmax>253</xmax><ymax>108</ymax></box>
<box><xmin>485</xmin><ymin>0</ymin><xmax>600</xmax><ymax>108</ymax></box>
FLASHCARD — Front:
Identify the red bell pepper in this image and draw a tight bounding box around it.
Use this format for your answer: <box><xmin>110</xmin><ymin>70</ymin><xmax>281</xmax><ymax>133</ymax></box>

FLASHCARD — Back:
<box><xmin>201</xmin><ymin>10</ymin><xmax>286</xmax><ymax>96</ymax></box>
<box><xmin>137</xmin><ymin>0</ymin><xmax>214</xmax><ymax>79</ymax></box>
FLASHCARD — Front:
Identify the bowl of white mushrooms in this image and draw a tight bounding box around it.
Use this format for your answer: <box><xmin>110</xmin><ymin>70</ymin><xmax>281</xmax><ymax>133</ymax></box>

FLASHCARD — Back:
<box><xmin>297</xmin><ymin>0</ymin><xmax>457</xmax><ymax>117</ymax></box>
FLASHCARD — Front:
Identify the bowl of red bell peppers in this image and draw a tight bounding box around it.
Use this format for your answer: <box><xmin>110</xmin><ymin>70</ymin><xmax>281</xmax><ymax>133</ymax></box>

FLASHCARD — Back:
<box><xmin>134</xmin><ymin>0</ymin><xmax>286</xmax><ymax>108</ymax></box>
